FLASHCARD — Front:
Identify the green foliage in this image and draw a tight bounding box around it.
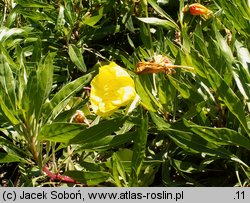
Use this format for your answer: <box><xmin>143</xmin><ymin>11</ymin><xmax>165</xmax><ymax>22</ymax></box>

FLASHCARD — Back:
<box><xmin>0</xmin><ymin>0</ymin><xmax>249</xmax><ymax>187</ymax></box>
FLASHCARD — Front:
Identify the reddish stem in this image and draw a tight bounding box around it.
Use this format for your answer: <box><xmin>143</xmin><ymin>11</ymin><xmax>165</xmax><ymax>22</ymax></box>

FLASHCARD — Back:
<box><xmin>42</xmin><ymin>166</ymin><xmax>80</xmax><ymax>184</ymax></box>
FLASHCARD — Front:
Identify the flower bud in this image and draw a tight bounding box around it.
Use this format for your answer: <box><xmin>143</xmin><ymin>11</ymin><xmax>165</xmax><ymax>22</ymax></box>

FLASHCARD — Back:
<box><xmin>183</xmin><ymin>3</ymin><xmax>213</xmax><ymax>19</ymax></box>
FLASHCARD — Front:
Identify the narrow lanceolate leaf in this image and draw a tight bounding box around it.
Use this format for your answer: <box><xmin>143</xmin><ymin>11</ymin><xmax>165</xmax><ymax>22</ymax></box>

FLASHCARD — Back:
<box><xmin>134</xmin><ymin>77</ymin><xmax>157</xmax><ymax>112</ymax></box>
<box><xmin>69</xmin><ymin>118</ymin><xmax>126</xmax><ymax>144</ymax></box>
<box><xmin>77</xmin><ymin>131</ymin><xmax>136</xmax><ymax>151</ymax></box>
<box><xmin>232</xmin><ymin>63</ymin><xmax>250</xmax><ymax>111</ymax></box>
<box><xmin>0</xmin><ymin>96</ymin><xmax>20</xmax><ymax>125</ymax></box>
<box><xmin>111</xmin><ymin>153</ymin><xmax>126</xmax><ymax>186</ymax></box>
<box><xmin>64</xmin><ymin>171</ymin><xmax>111</xmax><ymax>186</ymax></box>
<box><xmin>215</xmin><ymin>0</ymin><xmax>250</xmax><ymax>36</ymax></box>
<box><xmin>18</xmin><ymin>9</ymin><xmax>53</xmax><ymax>21</ymax></box>
<box><xmin>168</xmin><ymin>129</ymin><xmax>233</xmax><ymax>158</ymax></box>
<box><xmin>31</xmin><ymin>38</ymin><xmax>42</xmax><ymax>62</ymax></box>
<box><xmin>206</xmin><ymin>65</ymin><xmax>249</xmax><ymax>134</ymax></box>
<box><xmin>191</xmin><ymin>51</ymin><xmax>249</xmax><ymax>135</ymax></box>
<box><xmin>138</xmin><ymin>17</ymin><xmax>178</xmax><ymax>31</ymax></box>
<box><xmin>15</xmin><ymin>0</ymin><xmax>54</xmax><ymax>8</ymax></box>
<box><xmin>235</xmin><ymin>40</ymin><xmax>250</xmax><ymax>72</ymax></box>
<box><xmin>38</xmin><ymin>118</ymin><xmax>126</xmax><ymax>144</ymax></box>
<box><xmin>68</xmin><ymin>44</ymin><xmax>87</xmax><ymax>72</ymax></box>
<box><xmin>168</xmin><ymin>76</ymin><xmax>203</xmax><ymax>102</ymax></box>
<box><xmin>130</xmin><ymin>110</ymin><xmax>148</xmax><ymax>186</ymax></box>
<box><xmin>0</xmin><ymin>57</ymin><xmax>16</xmax><ymax>109</ymax></box>
<box><xmin>0</xmin><ymin>43</ymin><xmax>18</xmax><ymax>70</ymax></box>
<box><xmin>139</xmin><ymin>23</ymin><xmax>153</xmax><ymax>51</ymax></box>
<box><xmin>83</xmin><ymin>6</ymin><xmax>104</xmax><ymax>27</ymax></box>
<box><xmin>21</xmin><ymin>70</ymin><xmax>39</xmax><ymax>120</ymax></box>
<box><xmin>0</xmin><ymin>153</ymin><xmax>28</xmax><ymax>163</ymax></box>
<box><xmin>234</xmin><ymin>41</ymin><xmax>250</xmax><ymax>110</ymax></box>
<box><xmin>150</xmin><ymin>112</ymin><xmax>171</xmax><ymax>131</ymax></box>
<box><xmin>147</xmin><ymin>0</ymin><xmax>179</xmax><ymax>30</ymax></box>
<box><xmin>55</xmin><ymin>5</ymin><xmax>65</xmax><ymax>31</ymax></box>
<box><xmin>0</xmin><ymin>27</ymin><xmax>26</xmax><ymax>42</ymax></box>
<box><xmin>184</xmin><ymin>120</ymin><xmax>250</xmax><ymax>150</ymax></box>
<box><xmin>22</xmin><ymin>53</ymin><xmax>55</xmax><ymax>121</ymax></box>
<box><xmin>37</xmin><ymin>53</ymin><xmax>55</xmax><ymax>106</ymax></box>
<box><xmin>64</xmin><ymin>0</ymin><xmax>75</xmax><ymax>27</ymax></box>
<box><xmin>43</xmin><ymin>72</ymin><xmax>94</xmax><ymax>121</ymax></box>
<box><xmin>0</xmin><ymin>137</ymin><xmax>29</xmax><ymax>158</ymax></box>
<box><xmin>38</xmin><ymin>123</ymin><xmax>87</xmax><ymax>143</ymax></box>
<box><xmin>5</xmin><ymin>6</ymin><xmax>19</xmax><ymax>28</ymax></box>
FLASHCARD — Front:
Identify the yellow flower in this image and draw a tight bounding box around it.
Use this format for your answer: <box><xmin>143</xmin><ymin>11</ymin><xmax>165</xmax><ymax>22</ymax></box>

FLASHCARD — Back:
<box><xmin>90</xmin><ymin>62</ymin><xmax>136</xmax><ymax>116</ymax></box>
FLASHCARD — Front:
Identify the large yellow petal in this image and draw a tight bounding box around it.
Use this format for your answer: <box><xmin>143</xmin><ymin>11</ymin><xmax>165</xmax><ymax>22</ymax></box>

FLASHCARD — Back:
<box><xmin>90</xmin><ymin>62</ymin><xmax>136</xmax><ymax>116</ymax></box>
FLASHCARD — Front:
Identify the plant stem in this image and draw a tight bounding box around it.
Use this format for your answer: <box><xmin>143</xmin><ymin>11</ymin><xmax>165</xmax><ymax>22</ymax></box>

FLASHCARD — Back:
<box><xmin>42</xmin><ymin>166</ymin><xmax>80</xmax><ymax>184</ymax></box>
<box><xmin>30</xmin><ymin>136</ymin><xmax>39</xmax><ymax>163</ymax></box>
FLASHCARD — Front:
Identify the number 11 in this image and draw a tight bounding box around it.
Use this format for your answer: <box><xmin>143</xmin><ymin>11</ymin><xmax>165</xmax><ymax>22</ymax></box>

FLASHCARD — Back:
<box><xmin>236</xmin><ymin>191</ymin><xmax>245</xmax><ymax>200</ymax></box>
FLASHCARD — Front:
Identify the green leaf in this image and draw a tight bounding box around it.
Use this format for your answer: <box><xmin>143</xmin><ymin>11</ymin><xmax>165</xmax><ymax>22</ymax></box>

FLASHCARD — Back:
<box><xmin>69</xmin><ymin>118</ymin><xmax>126</xmax><ymax>144</ymax></box>
<box><xmin>55</xmin><ymin>5</ymin><xmax>65</xmax><ymax>31</ymax></box>
<box><xmin>0</xmin><ymin>153</ymin><xmax>28</xmax><ymax>163</ymax></box>
<box><xmin>77</xmin><ymin>131</ymin><xmax>136</xmax><ymax>151</ymax></box>
<box><xmin>5</xmin><ymin>5</ymin><xmax>19</xmax><ymax>28</ymax></box>
<box><xmin>129</xmin><ymin>111</ymin><xmax>148</xmax><ymax>186</ymax></box>
<box><xmin>38</xmin><ymin>118</ymin><xmax>126</xmax><ymax>144</ymax></box>
<box><xmin>15</xmin><ymin>0</ymin><xmax>54</xmax><ymax>8</ymax></box>
<box><xmin>0</xmin><ymin>137</ymin><xmax>29</xmax><ymax>159</ymax></box>
<box><xmin>168</xmin><ymin>75</ymin><xmax>203</xmax><ymax>102</ymax></box>
<box><xmin>22</xmin><ymin>71</ymin><xmax>39</xmax><ymax>120</ymax></box>
<box><xmin>193</xmin><ymin>26</ymin><xmax>209</xmax><ymax>58</ymax></box>
<box><xmin>139</xmin><ymin>23</ymin><xmax>153</xmax><ymax>51</ymax></box>
<box><xmin>207</xmin><ymin>66</ymin><xmax>248</xmax><ymax>134</ymax></box>
<box><xmin>111</xmin><ymin>152</ymin><xmax>128</xmax><ymax>186</ymax></box>
<box><xmin>37</xmin><ymin>53</ymin><xmax>54</xmax><ymax>97</ymax></box>
<box><xmin>83</xmin><ymin>6</ymin><xmax>104</xmax><ymax>27</ymax></box>
<box><xmin>22</xmin><ymin>53</ymin><xmax>55</xmax><ymax>120</ymax></box>
<box><xmin>64</xmin><ymin>171</ymin><xmax>111</xmax><ymax>186</ymax></box>
<box><xmin>134</xmin><ymin>77</ymin><xmax>157</xmax><ymax>112</ymax></box>
<box><xmin>16</xmin><ymin>47</ymin><xmax>27</xmax><ymax>107</ymax></box>
<box><xmin>191</xmin><ymin>51</ymin><xmax>249</xmax><ymax>134</ymax></box>
<box><xmin>172</xmin><ymin>158</ymin><xmax>200</xmax><ymax>173</ymax></box>
<box><xmin>234</xmin><ymin>42</ymin><xmax>250</xmax><ymax>110</ymax></box>
<box><xmin>31</xmin><ymin>38</ymin><xmax>42</xmax><ymax>62</ymax></box>
<box><xmin>181</xmin><ymin>27</ymin><xmax>191</xmax><ymax>53</ymax></box>
<box><xmin>147</xmin><ymin>0</ymin><xmax>179</xmax><ymax>30</ymax></box>
<box><xmin>0</xmin><ymin>56</ymin><xmax>16</xmax><ymax>109</ymax></box>
<box><xmin>138</xmin><ymin>74</ymin><xmax>163</xmax><ymax>109</ymax></box>
<box><xmin>64</xmin><ymin>0</ymin><xmax>75</xmax><ymax>27</ymax></box>
<box><xmin>0</xmin><ymin>27</ymin><xmax>26</xmax><ymax>43</ymax></box>
<box><xmin>184</xmin><ymin>120</ymin><xmax>250</xmax><ymax>150</ymax></box>
<box><xmin>235</xmin><ymin>40</ymin><xmax>250</xmax><ymax>72</ymax></box>
<box><xmin>0</xmin><ymin>96</ymin><xmax>20</xmax><ymax>125</ymax></box>
<box><xmin>150</xmin><ymin>111</ymin><xmax>171</xmax><ymax>131</ymax></box>
<box><xmin>157</xmin><ymin>74</ymin><xmax>170</xmax><ymax>108</ymax></box>
<box><xmin>68</xmin><ymin>44</ymin><xmax>87</xmax><ymax>72</ymax></box>
<box><xmin>206</xmin><ymin>25</ymin><xmax>233</xmax><ymax>84</ymax></box>
<box><xmin>138</xmin><ymin>17</ymin><xmax>178</xmax><ymax>30</ymax></box>
<box><xmin>0</xmin><ymin>43</ymin><xmax>18</xmax><ymax>70</ymax></box>
<box><xmin>38</xmin><ymin>123</ymin><xmax>87</xmax><ymax>143</ymax></box>
<box><xmin>43</xmin><ymin>72</ymin><xmax>94</xmax><ymax>121</ymax></box>
<box><xmin>18</xmin><ymin>9</ymin><xmax>53</xmax><ymax>21</ymax></box>
<box><xmin>232</xmin><ymin>62</ymin><xmax>250</xmax><ymax>111</ymax></box>
<box><xmin>108</xmin><ymin>149</ymin><xmax>132</xmax><ymax>174</ymax></box>
<box><xmin>168</xmin><ymin>129</ymin><xmax>233</xmax><ymax>157</ymax></box>
<box><xmin>165</xmin><ymin>38</ymin><xmax>179</xmax><ymax>57</ymax></box>
<box><xmin>215</xmin><ymin>0</ymin><xmax>250</xmax><ymax>36</ymax></box>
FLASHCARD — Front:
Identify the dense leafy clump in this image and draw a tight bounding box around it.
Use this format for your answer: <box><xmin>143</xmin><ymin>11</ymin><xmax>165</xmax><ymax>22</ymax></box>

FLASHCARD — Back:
<box><xmin>0</xmin><ymin>0</ymin><xmax>249</xmax><ymax>187</ymax></box>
